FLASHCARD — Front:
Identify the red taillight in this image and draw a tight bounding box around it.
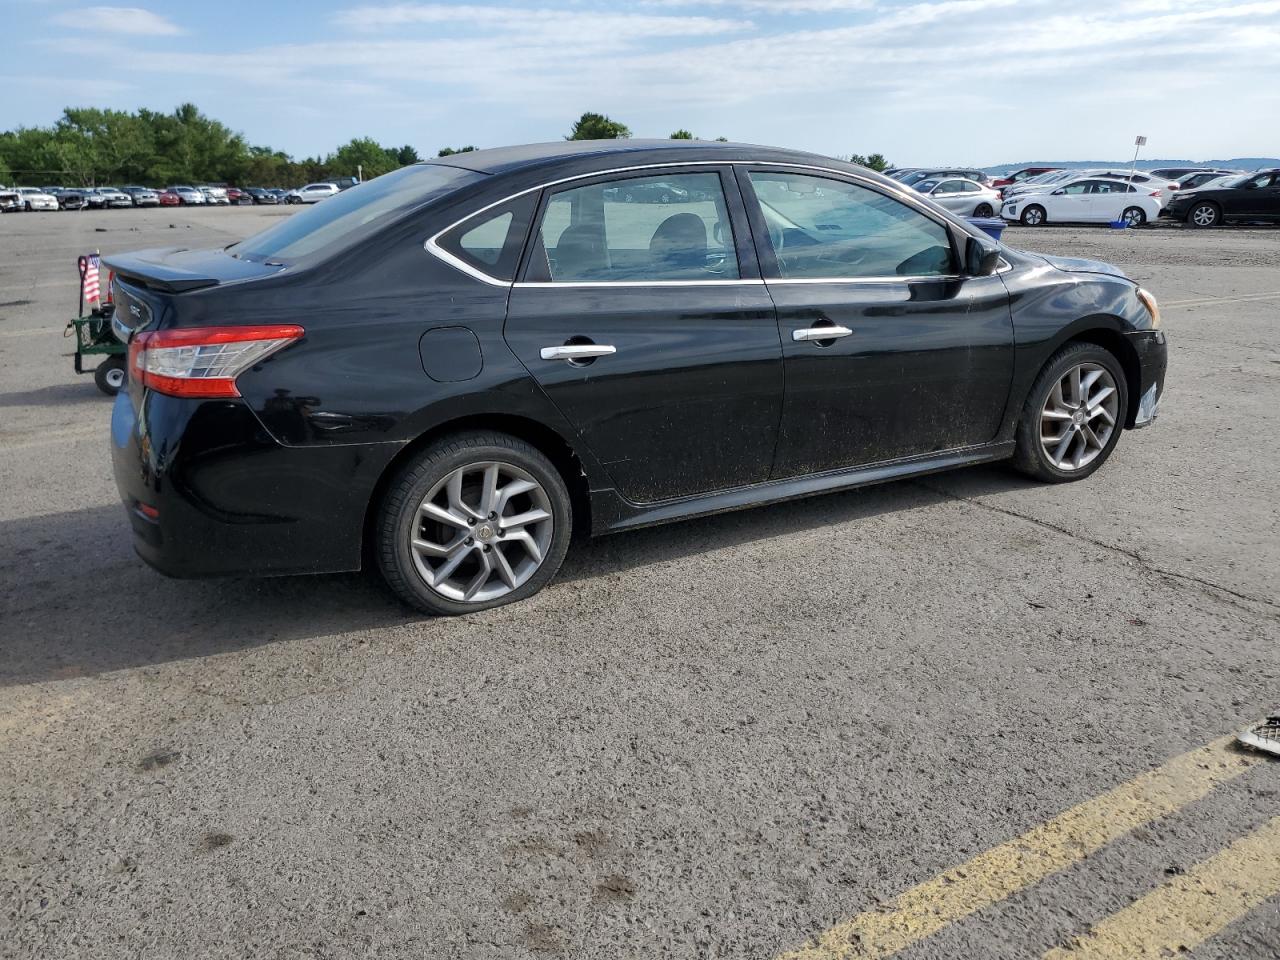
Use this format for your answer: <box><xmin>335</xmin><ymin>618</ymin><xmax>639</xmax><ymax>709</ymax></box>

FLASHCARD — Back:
<box><xmin>1150</xmin><ymin>190</ymin><xmax>1162</xmax><ymax>198</ymax></box>
<box><xmin>129</xmin><ymin>325</ymin><xmax>304</xmax><ymax>398</ymax></box>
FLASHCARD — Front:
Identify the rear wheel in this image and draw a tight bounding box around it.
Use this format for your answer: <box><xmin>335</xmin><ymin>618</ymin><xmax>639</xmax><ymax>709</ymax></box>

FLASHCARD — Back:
<box><xmin>1188</xmin><ymin>202</ymin><xmax>1220</xmax><ymax>228</ymax></box>
<box><xmin>1121</xmin><ymin>206</ymin><xmax>1146</xmax><ymax>227</ymax></box>
<box><xmin>974</xmin><ymin>203</ymin><xmax>993</xmax><ymax>217</ymax></box>
<box><xmin>1020</xmin><ymin>204</ymin><xmax>1046</xmax><ymax>226</ymax></box>
<box><xmin>376</xmin><ymin>431</ymin><xmax>573</xmax><ymax>615</ymax></box>
<box><xmin>1012</xmin><ymin>342</ymin><xmax>1128</xmax><ymax>483</ymax></box>
<box><xmin>93</xmin><ymin>355</ymin><xmax>126</xmax><ymax>395</ymax></box>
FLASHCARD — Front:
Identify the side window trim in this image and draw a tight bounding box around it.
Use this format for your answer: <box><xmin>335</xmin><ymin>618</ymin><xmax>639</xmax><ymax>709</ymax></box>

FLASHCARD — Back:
<box><xmin>732</xmin><ymin>165</ymin><xmax>962</xmax><ymax>283</ymax></box>
<box><xmin>513</xmin><ymin>165</ymin><xmax>763</xmax><ymax>287</ymax></box>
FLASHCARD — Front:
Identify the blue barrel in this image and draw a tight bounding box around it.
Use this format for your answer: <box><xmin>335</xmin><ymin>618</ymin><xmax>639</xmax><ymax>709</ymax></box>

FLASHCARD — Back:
<box><xmin>966</xmin><ymin>216</ymin><xmax>1006</xmax><ymax>242</ymax></box>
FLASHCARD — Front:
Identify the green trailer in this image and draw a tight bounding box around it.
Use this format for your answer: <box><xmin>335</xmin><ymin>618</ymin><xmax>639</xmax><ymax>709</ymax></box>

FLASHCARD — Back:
<box><xmin>64</xmin><ymin>252</ymin><xmax>126</xmax><ymax>395</ymax></box>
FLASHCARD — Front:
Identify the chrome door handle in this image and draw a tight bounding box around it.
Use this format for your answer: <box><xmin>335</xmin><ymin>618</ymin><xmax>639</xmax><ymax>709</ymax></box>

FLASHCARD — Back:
<box><xmin>539</xmin><ymin>344</ymin><xmax>617</xmax><ymax>361</ymax></box>
<box><xmin>792</xmin><ymin>325</ymin><xmax>853</xmax><ymax>342</ymax></box>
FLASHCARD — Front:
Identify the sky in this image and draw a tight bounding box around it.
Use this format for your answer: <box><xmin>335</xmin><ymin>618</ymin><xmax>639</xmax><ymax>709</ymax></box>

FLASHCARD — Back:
<box><xmin>4</xmin><ymin>0</ymin><xmax>1278</xmax><ymax>166</ymax></box>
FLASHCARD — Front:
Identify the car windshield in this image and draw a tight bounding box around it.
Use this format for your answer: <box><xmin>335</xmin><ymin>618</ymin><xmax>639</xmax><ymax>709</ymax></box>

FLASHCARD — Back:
<box><xmin>231</xmin><ymin>163</ymin><xmax>481</xmax><ymax>263</ymax></box>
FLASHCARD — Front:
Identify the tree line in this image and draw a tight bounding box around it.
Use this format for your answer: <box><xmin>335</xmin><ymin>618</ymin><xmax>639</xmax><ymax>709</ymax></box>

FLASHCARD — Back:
<box><xmin>0</xmin><ymin>104</ymin><xmax>891</xmax><ymax>187</ymax></box>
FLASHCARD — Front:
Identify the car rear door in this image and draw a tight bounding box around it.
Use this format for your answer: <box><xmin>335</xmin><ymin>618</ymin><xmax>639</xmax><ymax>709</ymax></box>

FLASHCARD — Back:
<box><xmin>737</xmin><ymin>167</ymin><xmax>1014</xmax><ymax>477</ymax></box>
<box><xmin>503</xmin><ymin>167</ymin><xmax>783</xmax><ymax>504</ymax></box>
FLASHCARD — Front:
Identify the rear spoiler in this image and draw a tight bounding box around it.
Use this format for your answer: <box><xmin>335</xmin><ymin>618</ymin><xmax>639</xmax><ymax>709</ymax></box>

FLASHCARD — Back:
<box><xmin>103</xmin><ymin>246</ymin><xmax>280</xmax><ymax>294</ymax></box>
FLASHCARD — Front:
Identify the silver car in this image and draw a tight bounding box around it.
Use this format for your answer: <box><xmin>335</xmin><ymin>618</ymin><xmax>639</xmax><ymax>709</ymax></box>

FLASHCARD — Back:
<box><xmin>913</xmin><ymin>177</ymin><xmax>1002</xmax><ymax>218</ymax></box>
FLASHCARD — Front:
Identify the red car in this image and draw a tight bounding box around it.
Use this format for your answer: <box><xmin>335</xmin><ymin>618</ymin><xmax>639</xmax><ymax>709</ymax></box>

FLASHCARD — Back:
<box><xmin>157</xmin><ymin>190</ymin><xmax>181</xmax><ymax>207</ymax></box>
<box><xmin>225</xmin><ymin>187</ymin><xmax>252</xmax><ymax>205</ymax></box>
<box><xmin>992</xmin><ymin>166</ymin><xmax>1062</xmax><ymax>189</ymax></box>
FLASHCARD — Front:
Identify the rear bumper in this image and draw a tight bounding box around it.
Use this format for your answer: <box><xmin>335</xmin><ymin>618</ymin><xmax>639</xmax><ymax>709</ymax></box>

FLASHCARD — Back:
<box><xmin>111</xmin><ymin>390</ymin><xmax>400</xmax><ymax>578</ymax></box>
<box><xmin>1127</xmin><ymin>329</ymin><xmax>1167</xmax><ymax>428</ymax></box>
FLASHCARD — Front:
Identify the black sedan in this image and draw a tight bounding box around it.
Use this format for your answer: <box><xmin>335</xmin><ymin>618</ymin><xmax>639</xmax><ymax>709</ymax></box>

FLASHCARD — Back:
<box><xmin>245</xmin><ymin>186</ymin><xmax>277</xmax><ymax>204</ymax></box>
<box><xmin>1161</xmin><ymin>169</ymin><xmax>1280</xmax><ymax>227</ymax></box>
<box><xmin>104</xmin><ymin>140</ymin><xmax>1167</xmax><ymax>614</ymax></box>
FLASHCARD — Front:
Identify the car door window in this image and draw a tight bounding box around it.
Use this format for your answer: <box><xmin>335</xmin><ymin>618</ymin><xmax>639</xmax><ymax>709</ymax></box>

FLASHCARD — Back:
<box><xmin>1060</xmin><ymin>183</ymin><xmax>1091</xmax><ymax>195</ymax></box>
<box><xmin>530</xmin><ymin>172</ymin><xmax>738</xmax><ymax>283</ymax></box>
<box><xmin>934</xmin><ymin>180</ymin><xmax>962</xmax><ymax>195</ymax></box>
<box><xmin>435</xmin><ymin>194</ymin><xmax>537</xmax><ymax>282</ymax></box>
<box><xmin>747</xmin><ymin>172</ymin><xmax>953</xmax><ymax>280</ymax></box>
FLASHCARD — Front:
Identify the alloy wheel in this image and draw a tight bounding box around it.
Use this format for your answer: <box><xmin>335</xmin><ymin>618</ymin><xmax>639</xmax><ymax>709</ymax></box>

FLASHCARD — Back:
<box><xmin>1191</xmin><ymin>204</ymin><xmax>1218</xmax><ymax>227</ymax></box>
<box><xmin>1122</xmin><ymin>206</ymin><xmax>1145</xmax><ymax>227</ymax></box>
<box><xmin>1022</xmin><ymin>206</ymin><xmax>1044</xmax><ymax>226</ymax></box>
<box><xmin>1039</xmin><ymin>362</ymin><xmax>1120</xmax><ymax>471</ymax></box>
<box><xmin>409</xmin><ymin>461</ymin><xmax>554</xmax><ymax>603</ymax></box>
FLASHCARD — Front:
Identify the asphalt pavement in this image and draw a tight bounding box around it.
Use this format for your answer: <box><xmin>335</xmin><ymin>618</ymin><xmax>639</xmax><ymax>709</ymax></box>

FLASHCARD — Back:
<box><xmin>1</xmin><ymin>206</ymin><xmax>1277</xmax><ymax>959</ymax></box>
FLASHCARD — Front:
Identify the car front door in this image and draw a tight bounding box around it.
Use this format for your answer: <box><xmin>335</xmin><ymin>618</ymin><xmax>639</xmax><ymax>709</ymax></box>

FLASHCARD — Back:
<box><xmin>929</xmin><ymin>179</ymin><xmax>966</xmax><ymax>213</ymax></box>
<box><xmin>1240</xmin><ymin>172</ymin><xmax>1280</xmax><ymax>217</ymax></box>
<box><xmin>503</xmin><ymin>168</ymin><xmax>783</xmax><ymax>504</ymax></box>
<box><xmin>1047</xmin><ymin>181</ymin><xmax>1094</xmax><ymax>221</ymax></box>
<box><xmin>738</xmin><ymin>167</ymin><xmax>1014</xmax><ymax>477</ymax></box>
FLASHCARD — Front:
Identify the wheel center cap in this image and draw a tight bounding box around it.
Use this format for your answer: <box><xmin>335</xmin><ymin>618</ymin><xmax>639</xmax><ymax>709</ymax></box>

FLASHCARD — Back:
<box><xmin>1072</xmin><ymin>410</ymin><xmax>1086</xmax><ymax>425</ymax></box>
<box><xmin>476</xmin><ymin>524</ymin><xmax>495</xmax><ymax>541</ymax></box>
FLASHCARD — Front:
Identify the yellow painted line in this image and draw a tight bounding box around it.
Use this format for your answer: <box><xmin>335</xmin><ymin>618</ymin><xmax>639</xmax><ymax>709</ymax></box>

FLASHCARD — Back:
<box><xmin>1044</xmin><ymin>815</ymin><xmax>1280</xmax><ymax>959</ymax></box>
<box><xmin>1164</xmin><ymin>291</ymin><xmax>1280</xmax><ymax>308</ymax></box>
<box><xmin>777</xmin><ymin>739</ymin><xmax>1259</xmax><ymax>960</ymax></box>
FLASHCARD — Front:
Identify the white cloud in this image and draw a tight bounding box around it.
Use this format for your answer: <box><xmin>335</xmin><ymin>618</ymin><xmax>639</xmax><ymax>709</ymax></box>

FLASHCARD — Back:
<box><xmin>334</xmin><ymin>3</ymin><xmax>752</xmax><ymax>37</ymax></box>
<box><xmin>51</xmin><ymin>6</ymin><xmax>183</xmax><ymax>35</ymax></box>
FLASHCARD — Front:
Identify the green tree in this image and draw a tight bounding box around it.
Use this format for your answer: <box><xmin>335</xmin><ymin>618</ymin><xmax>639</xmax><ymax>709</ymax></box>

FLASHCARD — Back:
<box><xmin>566</xmin><ymin>112</ymin><xmax>630</xmax><ymax>141</ymax></box>
<box><xmin>669</xmin><ymin>129</ymin><xmax>694</xmax><ymax>140</ymax></box>
<box><xmin>395</xmin><ymin>145</ymin><xmax>421</xmax><ymax>164</ymax></box>
<box><xmin>848</xmin><ymin>152</ymin><xmax>891</xmax><ymax>172</ymax></box>
<box><xmin>326</xmin><ymin>137</ymin><xmax>401</xmax><ymax>180</ymax></box>
<box><xmin>437</xmin><ymin>145</ymin><xmax>477</xmax><ymax>156</ymax></box>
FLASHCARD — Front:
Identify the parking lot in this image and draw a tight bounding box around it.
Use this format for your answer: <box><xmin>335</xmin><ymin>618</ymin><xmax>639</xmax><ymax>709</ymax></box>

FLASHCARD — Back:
<box><xmin>2</xmin><ymin>207</ymin><xmax>1277</xmax><ymax>958</ymax></box>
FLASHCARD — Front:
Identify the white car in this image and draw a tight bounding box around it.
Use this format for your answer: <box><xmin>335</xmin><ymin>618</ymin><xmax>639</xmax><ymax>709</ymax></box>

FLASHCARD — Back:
<box><xmin>913</xmin><ymin>177</ymin><xmax>1003</xmax><ymax>217</ymax></box>
<box><xmin>200</xmin><ymin>186</ymin><xmax>230</xmax><ymax>205</ymax></box>
<box><xmin>17</xmin><ymin>187</ymin><xmax>59</xmax><ymax>212</ymax></box>
<box><xmin>1002</xmin><ymin>177</ymin><xmax>1162</xmax><ymax>227</ymax></box>
<box><xmin>286</xmin><ymin>183</ymin><xmax>340</xmax><ymax>204</ymax></box>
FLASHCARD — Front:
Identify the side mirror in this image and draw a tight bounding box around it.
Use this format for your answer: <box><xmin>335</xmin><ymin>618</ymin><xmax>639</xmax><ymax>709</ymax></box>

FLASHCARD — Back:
<box><xmin>965</xmin><ymin>235</ymin><xmax>1001</xmax><ymax>277</ymax></box>
<box><xmin>1052</xmin><ymin>188</ymin><xmax>1065</xmax><ymax>195</ymax></box>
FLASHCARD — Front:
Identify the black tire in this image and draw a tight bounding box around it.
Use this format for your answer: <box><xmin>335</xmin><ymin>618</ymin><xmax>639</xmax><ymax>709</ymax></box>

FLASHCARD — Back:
<box><xmin>1011</xmin><ymin>342</ymin><xmax>1128</xmax><ymax>483</ymax></box>
<box><xmin>1121</xmin><ymin>206</ymin><xmax>1146</xmax><ymax>227</ymax></box>
<box><xmin>1187</xmin><ymin>201</ymin><xmax>1220</xmax><ymax>228</ymax></box>
<box><xmin>376</xmin><ymin>431</ymin><xmax>573</xmax><ymax>615</ymax></box>
<box><xmin>93</xmin><ymin>355</ymin><xmax>127</xmax><ymax>395</ymax></box>
<box><xmin>974</xmin><ymin>203</ymin><xmax>993</xmax><ymax>217</ymax></box>
<box><xmin>1020</xmin><ymin>204</ymin><xmax>1046</xmax><ymax>226</ymax></box>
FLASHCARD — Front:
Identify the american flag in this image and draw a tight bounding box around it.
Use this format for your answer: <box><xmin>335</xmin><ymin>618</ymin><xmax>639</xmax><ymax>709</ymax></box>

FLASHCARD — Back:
<box><xmin>81</xmin><ymin>253</ymin><xmax>101</xmax><ymax>305</ymax></box>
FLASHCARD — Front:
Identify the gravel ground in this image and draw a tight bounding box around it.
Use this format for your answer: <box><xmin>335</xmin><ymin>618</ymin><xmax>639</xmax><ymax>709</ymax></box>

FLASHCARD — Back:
<box><xmin>1</xmin><ymin>207</ymin><xmax>1277</xmax><ymax>959</ymax></box>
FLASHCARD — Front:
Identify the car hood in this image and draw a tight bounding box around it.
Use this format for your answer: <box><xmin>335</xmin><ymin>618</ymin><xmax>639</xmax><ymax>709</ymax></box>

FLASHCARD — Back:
<box><xmin>1037</xmin><ymin>253</ymin><xmax>1130</xmax><ymax>281</ymax></box>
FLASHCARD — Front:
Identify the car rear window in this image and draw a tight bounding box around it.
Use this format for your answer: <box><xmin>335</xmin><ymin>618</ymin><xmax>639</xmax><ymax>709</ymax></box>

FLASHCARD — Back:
<box><xmin>232</xmin><ymin>163</ymin><xmax>482</xmax><ymax>263</ymax></box>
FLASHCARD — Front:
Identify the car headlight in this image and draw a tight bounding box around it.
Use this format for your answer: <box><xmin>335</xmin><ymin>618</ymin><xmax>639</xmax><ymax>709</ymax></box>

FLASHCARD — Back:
<box><xmin>1137</xmin><ymin>287</ymin><xmax>1160</xmax><ymax>329</ymax></box>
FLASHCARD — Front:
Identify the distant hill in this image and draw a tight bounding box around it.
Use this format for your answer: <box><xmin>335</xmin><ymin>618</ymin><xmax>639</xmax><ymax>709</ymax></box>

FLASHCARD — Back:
<box><xmin>983</xmin><ymin>158</ymin><xmax>1278</xmax><ymax>173</ymax></box>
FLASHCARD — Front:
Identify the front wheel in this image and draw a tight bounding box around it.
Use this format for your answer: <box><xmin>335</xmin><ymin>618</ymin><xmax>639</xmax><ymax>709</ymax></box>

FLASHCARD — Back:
<box><xmin>376</xmin><ymin>431</ymin><xmax>573</xmax><ymax>615</ymax></box>
<box><xmin>1012</xmin><ymin>342</ymin><xmax>1128</xmax><ymax>483</ymax></box>
<box><xmin>1121</xmin><ymin>206</ymin><xmax>1146</xmax><ymax>227</ymax></box>
<box><xmin>1188</xmin><ymin>202</ymin><xmax>1220</xmax><ymax>228</ymax></box>
<box><xmin>1020</xmin><ymin>204</ymin><xmax>1046</xmax><ymax>226</ymax></box>
<box><xmin>93</xmin><ymin>355</ymin><xmax>127</xmax><ymax>395</ymax></box>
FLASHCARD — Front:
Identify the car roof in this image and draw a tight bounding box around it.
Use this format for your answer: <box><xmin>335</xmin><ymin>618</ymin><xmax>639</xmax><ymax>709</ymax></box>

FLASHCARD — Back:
<box><xmin>422</xmin><ymin>139</ymin><xmax>854</xmax><ymax>178</ymax></box>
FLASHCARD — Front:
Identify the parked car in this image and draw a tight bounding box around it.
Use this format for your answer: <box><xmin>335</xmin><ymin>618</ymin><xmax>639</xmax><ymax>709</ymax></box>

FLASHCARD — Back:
<box><xmin>1147</xmin><ymin>167</ymin><xmax>1227</xmax><ymax>182</ymax></box>
<box><xmin>121</xmin><ymin>186</ymin><xmax>161</xmax><ymax>207</ymax></box>
<box><xmin>104</xmin><ymin>140</ymin><xmax>1166</xmax><ymax>615</ymax></box>
<box><xmin>245</xmin><ymin>187</ymin><xmax>277</xmax><ymax>205</ymax></box>
<box><xmin>225</xmin><ymin>187</ymin><xmax>253</xmax><ymax>205</ymax></box>
<box><xmin>1002</xmin><ymin>169</ymin><xmax>1096</xmax><ymax>200</ymax></box>
<box><xmin>1159</xmin><ymin>169</ymin><xmax>1280</xmax><ymax>227</ymax></box>
<box><xmin>157</xmin><ymin>190</ymin><xmax>182</xmax><ymax>207</ymax></box>
<box><xmin>991</xmin><ymin>166</ymin><xmax>1061</xmax><ymax>189</ymax></box>
<box><xmin>267</xmin><ymin>188</ymin><xmax>290</xmax><ymax>203</ymax></box>
<box><xmin>16</xmin><ymin>187</ymin><xmax>59</xmax><ymax>211</ymax></box>
<box><xmin>0</xmin><ymin>189</ymin><xmax>21</xmax><ymax>213</ymax></box>
<box><xmin>1176</xmin><ymin>171</ymin><xmax>1235</xmax><ymax>191</ymax></box>
<box><xmin>166</xmin><ymin>186</ymin><xmax>206</xmax><ymax>205</ymax></box>
<box><xmin>1091</xmin><ymin>170</ymin><xmax>1181</xmax><ymax>200</ymax></box>
<box><xmin>99</xmin><ymin>188</ymin><xmax>133</xmax><ymax>209</ymax></box>
<box><xmin>200</xmin><ymin>186</ymin><xmax>230</xmax><ymax>205</ymax></box>
<box><xmin>329</xmin><ymin>176</ymin><xmax>361</xmax><ymax>191</ymax></box>
<box><xmin>913</xmin><ymin>177</ymin><xmax>1002</xmax><ymax>217</ymax></box>
<box><xmin>1002</xmin><ymin>177</ymin><xmax>1162</xmax><ymax>226</ymax></box>
<box><xmin>56</xmin><ymin>190</ymin><xmax>87</xmax><ymax>210</ymax></box>
<box><xmin>897</xmin><ymin>168</ymin><xmax>992</xmax><ymax>188</ymax></box>
<box><xmin>286</xmin><ymin>183</ymin><xmax>341</xmax><ymax>204</ymax></box>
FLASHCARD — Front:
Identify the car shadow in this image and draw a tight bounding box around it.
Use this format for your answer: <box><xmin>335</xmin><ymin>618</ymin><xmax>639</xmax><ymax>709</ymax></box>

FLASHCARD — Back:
<box><xmin>0</xmin><ymin>464</ymin><xmax>1031</xmax><ymax>687</ymax></box>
